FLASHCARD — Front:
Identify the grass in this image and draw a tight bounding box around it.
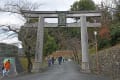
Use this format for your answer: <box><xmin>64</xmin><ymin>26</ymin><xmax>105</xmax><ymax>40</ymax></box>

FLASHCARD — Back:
<box><xmin>89</xmin><ymin>47</ymin><xmax>96</xmax><ymax>55</ymax></box>
<box><xmin>19</xmin><ymin>57</ymin><xmax>28</xmax><ymax>71</ymax></box>
<box><xmin>19</xmin><ymin>57</ymin><xmax>48</xmax><ymax>72</ymax></box>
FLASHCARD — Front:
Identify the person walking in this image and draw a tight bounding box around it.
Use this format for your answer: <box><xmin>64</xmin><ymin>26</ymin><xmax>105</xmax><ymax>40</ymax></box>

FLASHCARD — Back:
<box><xmin>3</xmin><ymin>59</ymin><xmax>11</xmax><ymax>77</ymax></box>
<box><xmin>51</xmin><ymin>57</ymin><xmax>55</xmax><ymax>65</ymax></box>
<box><xmin>47</xmin><ymin>57</ymin><xmax>51</xmax><ymax>67</ymax></box>
<box><xmin>2</xmin><ymin>63</ymin><xmax>5</xmax><ymax>77</ymax></box>
<box><xmin>58</xmin><ymin>56</ymin><xmax>62</xmax><ymax>65</ymax></box>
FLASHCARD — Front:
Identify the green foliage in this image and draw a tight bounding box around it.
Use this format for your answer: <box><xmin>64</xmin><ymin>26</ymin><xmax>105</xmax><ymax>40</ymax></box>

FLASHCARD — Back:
<box><xmin>98</xmin><ymin>38</ymin><xmax>111</xmax><ymax>50</ymax></box>
<box><xmin>70</xmin><ymin>0</ymin><xmax>96</xmax><ymax>11</ymax></box>
<box><xmin>43</xmin><ymin>29</ymin><xmax>58</xmax><ymax>56</ymax></box>
<box><xmin>67</xmin><ymin>28</ymin><xmax>81</xmax><ymax>38</ymax></box>
<box><xmin>98</xmin><ymin>22</ymin><xmax>120</xmax><ymax>50</ymax></box>
<box><xmin>110</xmin><ymin>23</ymin><xmax>120</xmax><ymax>45</ymax></box>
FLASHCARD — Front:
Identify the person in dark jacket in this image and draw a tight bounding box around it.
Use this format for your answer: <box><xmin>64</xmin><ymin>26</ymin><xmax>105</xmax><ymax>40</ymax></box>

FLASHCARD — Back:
<box><xmin>58</xmin><ymin>56</ymin><xmax>62</xmax><ymax>65</ymax></box>
<box><xmin>51</xmin><ymin>57</ymin><xmax>55</xmax><ymax>65</ymax></box>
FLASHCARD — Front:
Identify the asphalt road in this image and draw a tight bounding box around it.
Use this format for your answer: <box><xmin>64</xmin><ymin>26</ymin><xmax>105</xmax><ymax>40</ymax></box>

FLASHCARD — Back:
<box><xmin>2</xmin><ymin>61</ymin><xmax>112</xmax><ymax>80</ymax></box>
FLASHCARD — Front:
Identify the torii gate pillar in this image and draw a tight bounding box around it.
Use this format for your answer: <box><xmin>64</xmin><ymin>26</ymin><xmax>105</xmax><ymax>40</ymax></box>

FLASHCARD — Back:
<box><xmin>81</xmin><ymin>16</ymin><xmax>90</xmax><ymax>72</ymax></box>
<box><xmin>32</xmin><ymin>16</ymin><xmax>44</xmax><ymax>72</ymax></box>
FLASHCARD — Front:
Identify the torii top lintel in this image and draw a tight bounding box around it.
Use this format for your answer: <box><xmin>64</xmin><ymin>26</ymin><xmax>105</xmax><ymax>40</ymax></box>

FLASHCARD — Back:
<box><xmin>22</xmin><ymin>10</ymin><xmax>101</xmax><ymax>18</ymax></box>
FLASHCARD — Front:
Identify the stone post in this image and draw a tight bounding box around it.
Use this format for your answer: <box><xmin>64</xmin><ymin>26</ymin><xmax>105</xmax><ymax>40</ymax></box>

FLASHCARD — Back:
<box><xmin>32</xmin><ymin>16</ymin><xmax>44</xmax><ymax>72</ymax></box>
<box><xmin>80</xmin><ymin>16</ymin><xmax>90</xmax><ymax>72</ymax></box>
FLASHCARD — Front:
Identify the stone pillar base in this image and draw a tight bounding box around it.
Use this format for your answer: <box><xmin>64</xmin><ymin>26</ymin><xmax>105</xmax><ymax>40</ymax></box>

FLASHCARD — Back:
<box><xmin>81</xmin><ymin>62</ymin><xmax>90</xmax><ymax>73</ymax></box>
<box><xmin>32</xmin><ymin>62</ymin><xmax>42</xmax><ymax>72</ymax></box>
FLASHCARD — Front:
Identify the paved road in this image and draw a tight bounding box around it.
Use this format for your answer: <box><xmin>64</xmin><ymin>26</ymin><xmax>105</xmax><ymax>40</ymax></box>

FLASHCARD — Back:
<box><xmin>2</xmin><ymin>61</ymin><xmax>112</xmax><ymax>80</ymax></box>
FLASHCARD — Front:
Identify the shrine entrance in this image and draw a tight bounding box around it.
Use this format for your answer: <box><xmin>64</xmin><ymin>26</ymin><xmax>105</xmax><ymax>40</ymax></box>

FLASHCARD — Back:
<box><xmin>22</xmin><ymin>11</ymin><xmax>101</xmax><ymax>72</ymax></box>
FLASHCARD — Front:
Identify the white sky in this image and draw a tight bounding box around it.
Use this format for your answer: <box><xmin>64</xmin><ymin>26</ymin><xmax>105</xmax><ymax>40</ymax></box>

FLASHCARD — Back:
<box><xmin>0</xmin><ymin>0</ymin><xmax>102</xmax><ymax>47</ymax></box>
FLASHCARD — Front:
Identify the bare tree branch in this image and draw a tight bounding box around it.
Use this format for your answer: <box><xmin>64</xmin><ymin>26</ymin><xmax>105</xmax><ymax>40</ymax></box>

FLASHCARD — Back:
<box><xmin>0</xmin><ymin>0</ymin><xmax>42</xmax><ymax>15</ymax></box>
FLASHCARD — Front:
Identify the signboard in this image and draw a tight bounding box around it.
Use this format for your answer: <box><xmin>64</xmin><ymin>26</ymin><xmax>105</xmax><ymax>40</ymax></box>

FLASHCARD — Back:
<box><xmin>0</xmin><ymin>57</ymin><xmax>17</xmax><ymax>76</ymax></box>
<box><xmin>58</xmin><ymin>12</ymin><xmax>66</xmax><ymax>26</ymax></box>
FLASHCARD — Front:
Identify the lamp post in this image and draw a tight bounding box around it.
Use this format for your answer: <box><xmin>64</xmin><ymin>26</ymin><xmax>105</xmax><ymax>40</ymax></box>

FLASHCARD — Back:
<box><xmin>94</xmin><ymin>31</ymin><xmax>99</xmax><ymax>74</ymax></box>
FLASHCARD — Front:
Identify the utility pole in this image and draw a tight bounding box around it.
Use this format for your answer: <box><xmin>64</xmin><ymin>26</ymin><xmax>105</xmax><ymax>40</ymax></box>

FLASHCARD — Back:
<box><xmin>94</xmin><ymin>31</ymin><xmax>99</xmax><ymax>74</ymax></box>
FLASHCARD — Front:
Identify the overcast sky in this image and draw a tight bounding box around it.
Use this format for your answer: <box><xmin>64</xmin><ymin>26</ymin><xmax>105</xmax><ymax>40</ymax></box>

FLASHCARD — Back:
<box><xmin>0</xmin><ymin>0</ymin><xmax>102</xmax><ymax>47</ymax></box>
<box><xmin>36</xmin><ymin>0</ymin><xmax>101</xmax><ymax>11</ymax></box>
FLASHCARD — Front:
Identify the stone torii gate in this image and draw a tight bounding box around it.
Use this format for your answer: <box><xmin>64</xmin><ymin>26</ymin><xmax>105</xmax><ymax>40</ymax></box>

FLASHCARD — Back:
<box><xmin>22</xmin><ymin>10</ymin><xmax>101</xmax><ymax>72</ymax></box>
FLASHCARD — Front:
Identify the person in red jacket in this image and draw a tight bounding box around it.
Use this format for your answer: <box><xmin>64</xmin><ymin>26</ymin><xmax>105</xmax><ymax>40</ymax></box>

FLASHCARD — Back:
<box><xmin>4</xmin><ymin>59</ymin><xmax>11</xmax><ymax>76</ymax></box>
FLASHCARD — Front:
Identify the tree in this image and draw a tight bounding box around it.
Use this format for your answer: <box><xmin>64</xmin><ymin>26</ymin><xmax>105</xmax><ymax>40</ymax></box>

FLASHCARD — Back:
<box><xmin>70</xmin><ymin>0</ymin><xmax>96</xmax><ymax>11</ymax></box>
<box><xmin>65</xmin><ymin>37</ymin><xmax>81</xmax><ymax>63</ymax></box>
<box><xmin>70</xmin><ymin>0</ymin><xmax>96</xmax><ymax>22</ymax></box>
<box><xmin>97</xmin><ymin>0</ymin><xmax>120</xmax><ymax>49</ymax></box>
<box><xmin>110</xmin><ymin>23</ymin><xmax>120</xmax><ymax>45</ymax></box>
<box><xmin>18</xmin><ymin>27</ymin><xmax>37</xmax><ymax>72</ymax></box>
<box><xmin>0</xmin><ymin>0</ymin><xmax>41</xmax><ymax>73</ymax></box>
<box><xmin>43</xmin><ymin>28</ymin><xmax>58</xmax><ymax>56</ymax></box>
<box><xmin>0</xmin><ymin>0</ymin><xmax>40</xmax><ymax>15</ymax></box>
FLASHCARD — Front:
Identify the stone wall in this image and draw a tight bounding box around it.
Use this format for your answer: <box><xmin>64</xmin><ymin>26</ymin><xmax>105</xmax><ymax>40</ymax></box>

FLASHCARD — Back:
<box><xmin>90</xmin><ymin>45</ymin><xmax>120</xmax><ymax>80</ymax></box>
